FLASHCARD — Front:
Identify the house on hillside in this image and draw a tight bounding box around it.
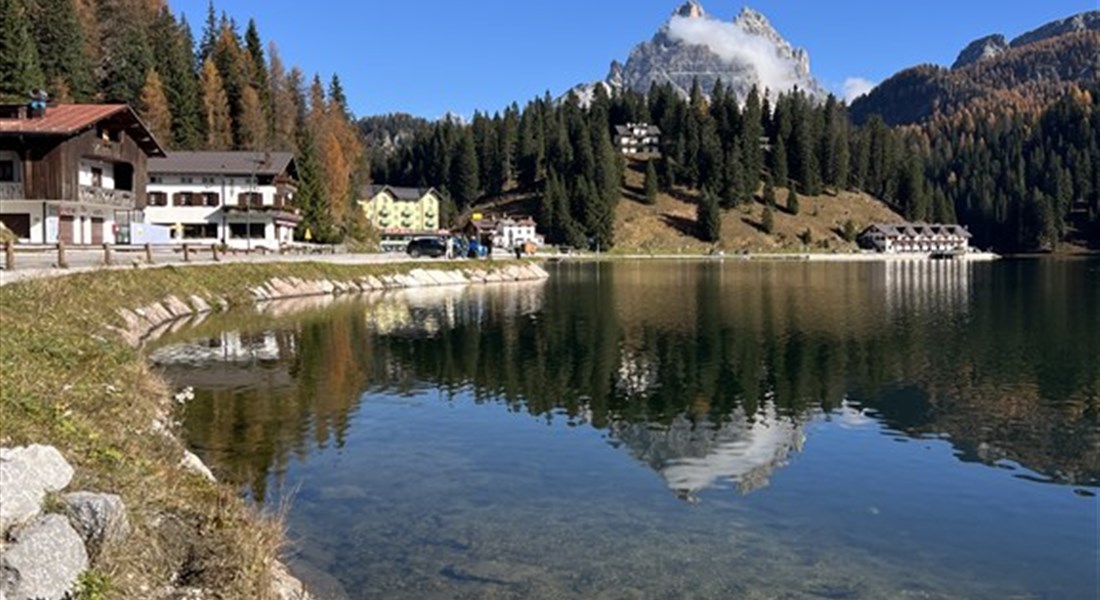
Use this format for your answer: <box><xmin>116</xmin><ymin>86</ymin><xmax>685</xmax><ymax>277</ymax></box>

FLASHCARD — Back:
<box><xmin>359</xmin><ymin>185</ymin><xmax>446</xmax><ymax>250</ymax></box>
<box><xmin>615</xmin><ymin>123</ymin><xmax>661</xmax><ymax>156</ymax></box>
<box><xmin>858</xmin><ymin>222</ymin><xmax>973</xmax><ymax>254</ymax></box>
<box><xmin>144</xmin><ymin>152</ymin><xmax>300</xmax><ymax>250</ymax></box>
<box><xmin>0</xmin><ymin>98</ymin><xmax>165</xmax><ymax>244</ymax></box>
<box><xmin>464</xmin><ymin>215</ymin><xmax>543</xmax><ymax>251</ymax></box>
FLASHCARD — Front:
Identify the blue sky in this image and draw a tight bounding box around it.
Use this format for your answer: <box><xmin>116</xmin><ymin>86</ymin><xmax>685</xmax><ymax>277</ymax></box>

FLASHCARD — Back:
<box><xmin>172</xmin><ymin>0</ymin><xmax>1094</xmax><ymax>119</ymax></box>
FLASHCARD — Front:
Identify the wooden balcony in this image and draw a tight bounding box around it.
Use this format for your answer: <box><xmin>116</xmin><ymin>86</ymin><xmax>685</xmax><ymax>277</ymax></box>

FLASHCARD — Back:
<box><xmin>79</xmin><ymin>185</ymin><xmax>136</xmax><ymax>208</ymax></box>
<box><xmin>0</xmin><ymin>181</ymin><xmax>25</xmax><ymax>200</ymax></box>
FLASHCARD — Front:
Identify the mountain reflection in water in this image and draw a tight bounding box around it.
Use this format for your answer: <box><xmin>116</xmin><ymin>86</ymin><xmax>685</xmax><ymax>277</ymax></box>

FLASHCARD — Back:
<box><xmin>152</xmin><ymin>260</ymin><xmax>1099</xmax><ymax>503</ymax></box>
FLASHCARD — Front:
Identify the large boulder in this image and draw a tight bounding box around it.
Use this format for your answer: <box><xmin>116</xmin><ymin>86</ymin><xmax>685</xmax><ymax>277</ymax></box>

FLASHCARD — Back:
<box><xmin>0</xmin><ymin>514</ymin><xmax>89</xmax><ymax>600</ymax></box>
<box><xmin>0</xmin><ymin>445</ymin><xmax>74</xmax><ymax>531</ymax></box>
<box><xmin>62</xmin><ymin>492</ymin><xmax>130</xmax><ymax>559</ymax></box>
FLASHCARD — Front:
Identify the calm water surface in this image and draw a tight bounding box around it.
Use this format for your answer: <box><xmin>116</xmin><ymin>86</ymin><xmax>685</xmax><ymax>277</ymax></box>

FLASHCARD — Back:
<box><xmin>151</xmin><ymin>260</ymin><xmax>1100</xmax><ymax>600</ymax></box>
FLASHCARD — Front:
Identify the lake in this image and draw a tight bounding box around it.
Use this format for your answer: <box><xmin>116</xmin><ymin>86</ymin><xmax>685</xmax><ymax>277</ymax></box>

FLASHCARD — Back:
<box><xmin>151</xmin><ymin>259</ymin><xmax>1099</xmax><ymax>600</ymax></box>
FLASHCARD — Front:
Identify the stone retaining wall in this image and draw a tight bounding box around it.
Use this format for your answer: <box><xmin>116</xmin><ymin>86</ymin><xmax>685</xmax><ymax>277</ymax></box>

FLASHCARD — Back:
<box><xmin>112</xmin><ymin>263</ymin><xmax>550</xmax><ymax>347</ymax></box>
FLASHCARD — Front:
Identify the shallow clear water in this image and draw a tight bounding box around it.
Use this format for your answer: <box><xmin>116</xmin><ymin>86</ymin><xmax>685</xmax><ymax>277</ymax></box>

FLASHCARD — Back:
<box><xmin>152</xmin><ymin>259</ymin><xmax>1100</xmax><ymax>600</ymax></box>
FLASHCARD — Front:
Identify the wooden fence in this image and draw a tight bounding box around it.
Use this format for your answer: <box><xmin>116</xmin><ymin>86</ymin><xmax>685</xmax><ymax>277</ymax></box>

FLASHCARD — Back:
<box><xmin>1</xmin><ymin>241</ymin><xmax>338</xmax><ymax>271</ymax></box>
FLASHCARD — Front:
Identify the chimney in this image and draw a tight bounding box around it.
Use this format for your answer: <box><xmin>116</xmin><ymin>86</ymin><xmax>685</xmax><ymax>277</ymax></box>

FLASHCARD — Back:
<box><xmin>27</xmin><ymin>89</ymin><xmax>49</xmax><ymax>119</ymax></box>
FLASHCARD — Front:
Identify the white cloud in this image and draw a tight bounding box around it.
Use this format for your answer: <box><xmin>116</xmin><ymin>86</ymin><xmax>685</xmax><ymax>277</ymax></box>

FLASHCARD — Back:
<box><xmin>666</xmin><ymin>15</ymin><xmax>803</xmax><ymax>97</ymax></box>
<box><xmin>843</xmin><ymin>77</ymin><xmax>877</xmax><ymax>103</ymax></box>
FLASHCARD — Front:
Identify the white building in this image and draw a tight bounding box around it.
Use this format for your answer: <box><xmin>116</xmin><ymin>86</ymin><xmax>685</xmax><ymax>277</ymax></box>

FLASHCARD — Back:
<box><xmin>858</xmin><ymin>223</ymin><xmax>973</xmax><ymax>254</ymax></box>
<box><xmin>144</xmin><ymin>151</ymin><xmax>300</xmax><ymax>249</ymax></box>
<box><xmin>0</xmin><ymin>102</ymin><xmax>164</xmax><ymax>244</ymax></box>
<box><xmin>494</xmin><ymin>216</ymin><xmax>541</xmax><ymax>249</ymax></box>
<box><xmin>615</xmin><ymin>123</ymin><xmax>661</xmax><ymax>156</ymax></box>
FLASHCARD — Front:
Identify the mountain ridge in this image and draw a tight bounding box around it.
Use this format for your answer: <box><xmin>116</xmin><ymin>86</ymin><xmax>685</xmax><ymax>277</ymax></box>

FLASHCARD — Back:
<box><xmin>851</xmin><ymin>10</ymin><xmax>1099</xmax><ymax>126</ymax></box>
<box><xmin>568</xmin><ymin>2</ymin><xmax>824</xmax><ymax>104</ymax></box>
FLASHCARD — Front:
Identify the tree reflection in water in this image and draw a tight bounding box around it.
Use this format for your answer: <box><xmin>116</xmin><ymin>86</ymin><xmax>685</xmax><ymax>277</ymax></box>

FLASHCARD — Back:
<box><xmin>151</xmin><ymin>260</ymin><xmax>1100</xmax><ymax>504</ymax></box>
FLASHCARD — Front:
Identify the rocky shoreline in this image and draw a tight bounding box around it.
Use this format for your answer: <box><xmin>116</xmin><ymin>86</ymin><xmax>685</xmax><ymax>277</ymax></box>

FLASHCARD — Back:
<box><xmin>0</xmin><ymin>261</ymin><xmax>550</xmax><ymax>600</ymax></box>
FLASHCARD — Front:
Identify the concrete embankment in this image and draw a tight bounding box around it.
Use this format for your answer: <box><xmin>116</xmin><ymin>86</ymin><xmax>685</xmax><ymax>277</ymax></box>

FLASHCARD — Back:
<box><xmin>114</xmin><ymin>263</ymin><xmax>550</xmax><ymax>345</ymax></box>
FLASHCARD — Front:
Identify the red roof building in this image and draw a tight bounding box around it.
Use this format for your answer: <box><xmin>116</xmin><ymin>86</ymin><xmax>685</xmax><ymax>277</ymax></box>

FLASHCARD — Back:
<box><xmin>0</xmin><ymin>102</ymin><xmax>164</xmax><ymax>245</ymax></box>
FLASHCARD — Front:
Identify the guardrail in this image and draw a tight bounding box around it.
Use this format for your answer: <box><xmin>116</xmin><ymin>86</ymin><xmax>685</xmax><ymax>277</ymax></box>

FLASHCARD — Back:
<box><xmin>1</xmin><ymin>241</ymin><xmax>338</xmax><ymax>272</ymax></box>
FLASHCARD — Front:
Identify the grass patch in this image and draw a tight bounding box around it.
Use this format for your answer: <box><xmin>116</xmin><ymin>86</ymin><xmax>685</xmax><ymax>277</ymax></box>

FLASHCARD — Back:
<box><xmin>0</xmin><ymin>260</ymin><xmax>515</xmax><ymax>598</ymax></box>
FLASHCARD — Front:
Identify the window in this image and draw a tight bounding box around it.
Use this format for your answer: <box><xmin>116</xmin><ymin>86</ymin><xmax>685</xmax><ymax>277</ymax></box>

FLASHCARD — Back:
<box><xmin>172</xmin><ymin>192</ymin><xmax>208</xmax><ymax>207</ymax></box>
<box><xmin>180</xmin><ymin>223</ymin><xmax>218</xmax><ymax>239</ymax></box>
<box><xmin>91</xmin><ymin>167</ymin><xmax>103</xmax><ymax>188</ymax></box>
<box><xmin>204</xmin><ymin>193</ymin><xmax>220</xmax><ymax>207</ymax></box>
<box><xmin>149</xmin><ymin>176</ymin><xmax>162</xmax><ymax>184</ymax></box>
<box><xmin>201</xmin><ymin>177</ymin><xmax>217</xmax><ymax>184</ymax></box>
<box><xmin>237</xmin><ymin>192</ymin><xmax>264</xmax><ymax>207</ymax></box>
<box><xmin>0</xmin><ymin>160</ymin><xmax>16</xmax><ymax>182</ymax></box>
<box><xmin>229</xmin><ymin>223</ymin><xmax>266</xmax><ymax>239</ymax></box>
<box><xmin>147</xmin><ymin>192</ymin><xmax>168</xmax><ymax>207</ymax></box>
<box><xmin>180</xmin><ymin>177</ymin><xmax>193</xmax><ymax>184</ymax></box>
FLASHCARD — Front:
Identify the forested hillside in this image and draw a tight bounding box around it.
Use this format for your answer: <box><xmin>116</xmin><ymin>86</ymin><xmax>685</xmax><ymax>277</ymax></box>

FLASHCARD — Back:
<box><xmin>376</xmin><ymin>22</ymin><xmax>1098</xmax><ymax>252</ymax></box>
<box><xmin>375</xmin><ymin>82</ymin><xmax>951</xmax><ymax>250</ymax></box>
<box><xmin>850</xmin><ymin>31</ymin><xmax>1099</xmax><ymax>127</ymax></box>
<box><xmin>0</xmin><ymin>0</ymin><xmax>367</xmax><ymax>243</ymax></box>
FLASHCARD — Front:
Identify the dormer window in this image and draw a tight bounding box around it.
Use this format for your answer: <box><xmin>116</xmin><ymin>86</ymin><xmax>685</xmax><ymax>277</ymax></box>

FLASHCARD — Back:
<box><xmin>96</xmin><ymin>126</ymin><xmax>121</xmax><ymax>142</ymax></box>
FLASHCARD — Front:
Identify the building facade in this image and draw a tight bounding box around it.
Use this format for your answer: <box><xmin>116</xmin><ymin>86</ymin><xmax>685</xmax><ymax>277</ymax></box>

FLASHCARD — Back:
<box><xmin>360</xmin><ymin>185</ymin><xmax>446</xmax><ymax>250</ymax></box>
<box><xmin>144</xmin><ymin>152</ymin><xmax>300</xmax><ymax>249</ymax></box>
<box><xmin>858</xmin><ymin>223</ymin><xmax>973</xmax><ymax>254</ymax></box>
<box><xmin>464</xmin><ymin>215</ymin><xmax>543</xmax><ymax>251</ymax></box>
<box><xmin>615</xmin><ymin>123</ymin><xmax>661</xmax><ymax>156</ymax></box>
<box><xmin>0</xmin><ymin>102</ymin><xmax>164</xmax><ymax>244</ymax></box>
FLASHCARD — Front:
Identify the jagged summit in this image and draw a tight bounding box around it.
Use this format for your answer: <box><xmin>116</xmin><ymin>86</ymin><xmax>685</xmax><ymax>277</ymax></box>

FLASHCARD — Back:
<box><xmin>952</xmin><ymin>34</ymin><xmax>1009</xmax><ymax>69</ymax></box>
<box><xmin>675</xmin><ymin>1</ymin><xmax>706</xmax><ymax>18</ymax></box>
<box><xmin>567</xmin><ymin>2</ymin><xmax>824</xmax><ymax>105</ymax></box>
<box><xmin>952</xmin><ymin>10</ymin><xmax>1098</xmax><ymax>69</ymax></box>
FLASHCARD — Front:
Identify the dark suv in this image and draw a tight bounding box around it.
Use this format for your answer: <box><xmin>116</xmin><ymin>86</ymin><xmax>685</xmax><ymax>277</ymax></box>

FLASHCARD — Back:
<box><xmin>406</xmin><ymin>237</ymin><xmax>447</xmax><ymax>258</ymax></box>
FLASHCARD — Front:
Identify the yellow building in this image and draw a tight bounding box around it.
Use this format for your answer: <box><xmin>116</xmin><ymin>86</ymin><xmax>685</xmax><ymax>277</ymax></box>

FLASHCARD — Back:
<box><xmin>359</xmin><ymin>185</ymin><xmax>442</xmax><ymax>233</ymax></box>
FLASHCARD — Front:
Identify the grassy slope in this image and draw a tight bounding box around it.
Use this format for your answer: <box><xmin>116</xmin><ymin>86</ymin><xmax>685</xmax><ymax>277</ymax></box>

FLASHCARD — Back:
<box><xmin>615</xmin><ymin>159</ymin><xmax>905</xmax><ymax>253</ymax></box>
<box><xmin>464</xmin><ymin>160</ymin><xmax>905</xmax><ymax>254</ymax></box>
<box><xmin>0</xmin><ymin>261</ymin><xmax>511</xmax><ymax>599</ymax></box>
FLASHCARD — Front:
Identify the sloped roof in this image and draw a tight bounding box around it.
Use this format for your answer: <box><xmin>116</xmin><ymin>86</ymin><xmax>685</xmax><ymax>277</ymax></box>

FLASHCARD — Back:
<box><xmin>615</xmin><ymin>123</ymin><xmax>662</xmax><ymax>136</ymax></box>
<box><xmin>149</xmin><ymin>151</ymin><xmax>296</xmax><ymax>177</ymax></box>
<box><xmin>0</xmin><ymin>104</ymin><xmax>165</xmax><ymax>157</ymax></box>
<box><xmin>861</xmin><ymin>223</ymin><xmax>972</xmax><ymax>238</ymax></box>
<box><xmin>365</xmin><ymin>184</ymin><xmax>437</xmax><ymax>200</ymax></box>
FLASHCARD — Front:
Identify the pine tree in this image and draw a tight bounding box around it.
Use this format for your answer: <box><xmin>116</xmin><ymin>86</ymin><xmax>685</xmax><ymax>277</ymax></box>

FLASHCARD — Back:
<box><xmin>243</xmin><ymin>19</ymin><xmax>271</xmax><ymax>117</ymax></box>
<box><xmin>98</xmin><ymin>0</ymin><xmax>153</xmax><ymax>102</ymax></box>
<box><xmin>198</xmin><ymin>1</ymin><xmax>218</xmax><ymax>64</ymax></box>
<box><xmin>26</xmin><ymin>0</ymin><xmax>93</xmax><ymax>100</ymax></box>
<box><xmin>268</xmin><ymin>42</ymin><xmax>297</xmax><ymax>151</ymax></box>
<box><xmin>721</xmin><ymin>145</ymin><xmax>746</xmax><ymax>208</ymax></box>
<box><xmin>151</xmin><ymin>10</ymin><xmax>202</xmax><ymax>149</ymax></box>
<box><xmin>593</xmin><ymin>119</ymin><xmax>621</xmax><ymax>211</ymax></box>
<box><xmin>328</xmin><ymin>74</ymin><xmax>348</xmax><ymax>118</ymax></box>
<box><xmin>138</xmin><ymin>69</ymin><xmax>172</xmax><ymax>146</ymax></box>
<box><xmin>771</xmin><ymin>132</ymin><xmax>789</xmax><ymax>188</ymax></box>
<box><xmin>762</xmin><ymin>204</ymin><xmax>775</xmax><ymax>234</ymax></box>
<box><xmin>200</xmin><ymin>57</ymin><xmax>233</xmax><ymax>150</ymax></box>
<box><xmin>644</xmin><ymin>160</ymin><xmax>658</xmax><ymax>205</ymax></box>
<box><xmin>0</xmin><ymin>0</ymin><xmax>45</xmax><ymax>99</ymax></box>
<box><xmin>212</xmin><ymin>23</ymin><xmax>249</xmax><ymax>147</ymax></box>
<box><xmin>741</xmin><ymin>86</ymin><xmax>765</xmax><ymax>188</ymax></box>
<box><xmin>238</xmin><ymin>86</ymin><xmax>268</xmax><ymax>150</ymax></box>
<box><xmin>450</xmin><ymin>130</ymin><xmax>480</xmax><ymax>209</ymax></box>
<box><xmin>787</xmin><ymin>187</ymin><xmax>800</xmax><ymax>215</ymax></box>
<box><xmin>697</xmin><ymin>188</ymin><xmax>721</xmax><ymax>243</ymax></box>
<box><xmin>763</xmin><ymin>178</ymin><xmax>777</xmax><ymax>208</ymax></box>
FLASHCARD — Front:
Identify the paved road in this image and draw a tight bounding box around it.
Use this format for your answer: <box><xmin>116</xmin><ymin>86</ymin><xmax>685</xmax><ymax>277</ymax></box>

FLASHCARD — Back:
<box><xmin>0</xmin><ymin>249</ymin><xmax>464</xmax><ymax>287</ymax></box>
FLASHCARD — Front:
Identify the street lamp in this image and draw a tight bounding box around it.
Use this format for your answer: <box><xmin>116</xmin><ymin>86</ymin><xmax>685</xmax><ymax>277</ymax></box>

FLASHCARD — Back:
<box><xmin>220</xmin><ymin>164</ymin><xmax>227</xmax><ymax>247</ymax></box>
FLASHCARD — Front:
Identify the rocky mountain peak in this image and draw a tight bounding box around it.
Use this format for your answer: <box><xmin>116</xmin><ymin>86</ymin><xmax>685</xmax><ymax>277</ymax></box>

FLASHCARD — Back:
<box><xmin>674</xmin><ymin>1</ymin><xmax>706</xmax><ymax>19</ymax></box>
<box><xmin>952</xmin><ymin>34</ymin><xmax>1009</xmax><ymax>69</ymax></box>
<box><xmin>733</xmin><ymin>7</ymin><xmax>776</xmax><ymax>38</ymax></box>
<box><xmin>1010</xmin><ymin>10</ymin><xmax>1100</xmax><ymax>48</ymax></box>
